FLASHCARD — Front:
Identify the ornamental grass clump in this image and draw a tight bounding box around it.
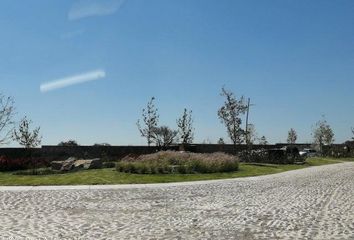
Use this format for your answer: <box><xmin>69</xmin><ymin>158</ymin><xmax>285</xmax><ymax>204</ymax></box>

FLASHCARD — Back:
<box><xmin>116</xmin><ymin>151</ymin><xmax>239</xmax><ymax>174</ymax></box>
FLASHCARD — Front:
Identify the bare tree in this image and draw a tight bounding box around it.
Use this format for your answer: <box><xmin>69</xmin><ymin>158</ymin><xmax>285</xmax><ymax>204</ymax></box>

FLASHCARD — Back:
<box><xmin>137</xmin><ymin>97</ymin><xmax>159</xmax><ymax>146</ymax></box>
<box><xmin>351</xmin><ymin>127</ymin><xmax>354</xmax><ymax>140</ymax></box>
<box><xmin>12</xmin><ymin>117</ymin><xmax>41</xmax><ymax>174</ymax></box>
<box><xmin>153</xmin><ymin>126</ymin><xmax>178</xmax><ymax>148</ymax></box>
<box><xmin>13</xmin><ymin>116</ymin><xmax>41</xmax><ymax>148</ymax></box>
<box><xmin>217</xmin><ymin>87</ymin><xmax>247</xmax><ymax>151</ymax></box>
<box><xmin>312</xmin><ymin>118</ymin><xmax>334</xmax><ymax>153</ymax></box>
<box><xmin>287</xmin><ymin>128</ymin><xmax>297</xmax><ymax>144</ymax></box>
<box><xmin>0</xmin><ymin>94</ymin><xmax>15</xmax><ymax>145</ymax></box>
<box><xmin>177</xmin><ymin>108</ymin><xmax>194</xmax><ymax>145</ymax></box>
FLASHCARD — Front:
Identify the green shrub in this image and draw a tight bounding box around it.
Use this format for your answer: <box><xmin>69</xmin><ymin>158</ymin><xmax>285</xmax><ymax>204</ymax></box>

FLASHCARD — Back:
<box><xmin>102</xmin><ymin>162</ymin><xmax>116</xmax><ymax>168</ymax></box>
<box><xmin>135</xmin><ymin>163</ymin><xmax>147</xmax><ymax>174</ymax></box>
<box><xmin>116</xmin><ymin>162</ymin><xmax>134</xmax><ymax>173</ymax></box>
<box><xmin>177</xmin><ymin>164</ymin><xmax>186</xmax><ymax>174</ymax></box>
<box><xmin>116</xmin><ymin>151</ymin><xmax>239</xmax><ymax>174</ymax></box>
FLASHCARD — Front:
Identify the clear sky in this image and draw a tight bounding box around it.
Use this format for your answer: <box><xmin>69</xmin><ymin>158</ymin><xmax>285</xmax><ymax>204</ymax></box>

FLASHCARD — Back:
<box><xmin>1</xmin><ymin>0</ymin><xmax>354</xmax><ymax>146</ymax></box>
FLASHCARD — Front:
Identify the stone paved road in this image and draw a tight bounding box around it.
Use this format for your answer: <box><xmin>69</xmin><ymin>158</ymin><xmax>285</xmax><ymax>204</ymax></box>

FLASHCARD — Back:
<box><xmin>0</xmin><ymin>162</ymin><xmax>353</xmax><ymax>240</ymax></box>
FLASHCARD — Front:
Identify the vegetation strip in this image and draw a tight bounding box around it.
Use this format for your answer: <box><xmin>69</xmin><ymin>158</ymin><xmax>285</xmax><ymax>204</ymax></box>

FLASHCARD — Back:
<box><xmin>0</xmin><ymin>157</ymin><xmax>349</xmax><ymax>186</ymax></box>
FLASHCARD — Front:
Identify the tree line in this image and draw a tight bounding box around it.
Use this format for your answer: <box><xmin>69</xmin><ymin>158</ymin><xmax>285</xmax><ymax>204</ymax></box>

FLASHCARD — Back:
<box><xmin>0</xmin><ymin>90</ymin><xmax>344</xmax><ymax>153</ymax></box>
<box><xmin>136</xmin><ymin>87</ymin><xmax>339</xmax><ymax>153</ymax></box>
<box><xmin>136</xmin><ymin>97</ymin><xmax>194</xmax><ymax>148</ymax></box>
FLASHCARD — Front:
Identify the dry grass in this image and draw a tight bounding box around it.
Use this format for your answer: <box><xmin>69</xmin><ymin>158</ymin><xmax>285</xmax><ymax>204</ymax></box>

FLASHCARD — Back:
<box><xmin>117</xmin><ymin>151</ymin><xmax>239</xmax><ymax>174</ymax></box>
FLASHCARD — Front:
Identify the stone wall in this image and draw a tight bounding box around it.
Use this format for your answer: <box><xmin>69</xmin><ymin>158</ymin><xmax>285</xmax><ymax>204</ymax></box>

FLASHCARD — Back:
<box><xmin>41</xmin><ymin>145</ymin><xmax>179</xmax><ymax>160</ymax></box>
<box><xmin>0</xmin><ymin>143</ymin><xmax>314</xmax><ymax>161</ymax></box>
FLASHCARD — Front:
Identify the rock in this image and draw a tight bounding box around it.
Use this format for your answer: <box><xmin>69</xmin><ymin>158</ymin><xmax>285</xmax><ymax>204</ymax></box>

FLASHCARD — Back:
<box><xmin>51</xmin><ymin>157</ymin><xmax>102</xmax><ymax>171</ymax></box>
<box><xmin>51</xmin><ymin>161</ymin><xmax>63</xmax><ymax>171</ymax></box>
<box><xmin>74</xmin><ymin>158</ymin><xmax>102</xmax><ymax>170</ymax></box>
<box><xmin>51</xmin><ymin>157</ymin><xmax>76</xmax><ymax>171</ymax></box>
<box><xmin>73</xmin><ymin>160</ymin><xmax>88</xmax><ymax>169</ymax></box>
<box><xmin>60</xmin><ymin>158</ymin><xmax>76</xmax><ymax>171</ymax></box>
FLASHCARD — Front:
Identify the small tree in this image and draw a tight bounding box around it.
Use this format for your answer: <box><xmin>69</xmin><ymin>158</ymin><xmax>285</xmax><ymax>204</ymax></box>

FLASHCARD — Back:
<box><xmin>259</xmin><ymin>136</ymin><xmax>268</xmax><ymax>145</ymax></box>
<box><xmin>58</xmin><ymin>140</ymin><xmax>79</xmax><ymax>146</ymax></box>
<box><xmin>351</xmin><ymin>127</ymin><xmax>354</xmax><ymax>140</ymax></box>
<box><xmin>287</xmin><ymin>128</ymin><xmax>297</xmax><ymax>145</ymax></box>
<box><xmin>12</xmin><ymin>117</ymin><xmax>41</xmax><ymax>173</ymax></box>
<box><xmin>217</xmin><ymin>138</ymin><xmax>225</xmax><ymax>144</ymax></box>
<box><xmin>217</xmin><ymin>87</ymin><xmax>247</xmax><ymax>152</ymax></box>
<box><xmin>312</xmin><ymin>118</ymin><xmax>334</xmax><ymax>153</ymax></box>
<box><xmin>0</xmin><ymin>94</ymin><xmax>15</xmax><ymax>145</ymax></box>
<box><xmin>153</xmin><ymin>126</ymin><xmax>178</xmax><ymax>148</ymax></box>
<box><xmin>137</xmin><ymin>97</ymin><xmax>159</xmax><ymax>146</ymax></box>
<box><xmin>177</xmin><ymin>108</ymin><xmax>194</xmax><ymax>145</ymax></box>
<box><xmin>13</xmin><ymin>117</ymin><xmax>41</xmax><ymax>148</ymax></box>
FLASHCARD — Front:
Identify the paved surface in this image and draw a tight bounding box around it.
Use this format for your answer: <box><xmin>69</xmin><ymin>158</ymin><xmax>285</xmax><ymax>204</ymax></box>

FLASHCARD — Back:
<box><xmin>0</xmin><ymin>162</ymin><xmax>353</xmax><ymax>240</ymax></box>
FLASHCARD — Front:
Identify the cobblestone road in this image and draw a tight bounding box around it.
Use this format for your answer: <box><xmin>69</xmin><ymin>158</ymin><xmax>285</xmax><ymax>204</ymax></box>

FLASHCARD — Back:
<box><xmin>0</xmin><ymin>162</ymin><xmax>353</xmax><ymax>239</ymax></box>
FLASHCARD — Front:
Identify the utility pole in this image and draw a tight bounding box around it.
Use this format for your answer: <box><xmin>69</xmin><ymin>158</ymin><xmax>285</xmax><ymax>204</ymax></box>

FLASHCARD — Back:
<box><xmin>245</xmin><ymin>98</ymin><xmax>255</xmax><ymax>145</ymax></box>
<box><xmin>245</xmin><ymin>98</ymin><xmax>251</xmax><ymax>144</ymax></box>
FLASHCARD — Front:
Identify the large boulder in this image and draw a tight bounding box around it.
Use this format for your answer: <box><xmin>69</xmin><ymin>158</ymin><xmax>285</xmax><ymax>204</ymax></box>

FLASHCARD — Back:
<box><xmin>51</xmin><ymin>157</ymin><xmax>102</xmax><ymax>172</ymax></box>
<box><xmin>74</xmin><ymin>158</ymin><xmax>102</xmax><ymax>170</ymax></box>
<box><xmin>51</xmin><ymin>157</ymin><xmax>76</xmax><ymax>171</ymax></box>
<box><xmin>61</xmin><ymin>158</ymin><xmax>76</xmax><ymax>171</ymax></box>
<box><xmin>51</xmin><ymin>161</ymin><xmax>63</xmax><ymax>171</ymax></box>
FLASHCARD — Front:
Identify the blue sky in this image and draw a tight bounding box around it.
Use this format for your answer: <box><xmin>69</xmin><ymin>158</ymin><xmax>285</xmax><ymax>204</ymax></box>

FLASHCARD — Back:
<box><xmin>1</xmin><ymin>0</ymin><xmax>354</xmax><ymax>146</ymax></box>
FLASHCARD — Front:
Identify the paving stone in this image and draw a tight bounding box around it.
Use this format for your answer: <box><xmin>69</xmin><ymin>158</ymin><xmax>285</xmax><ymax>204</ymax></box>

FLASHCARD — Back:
<box><xmin>0</xmin><ymin>162</ymin><xmax>353</xmax><ymax>239</ymax></box>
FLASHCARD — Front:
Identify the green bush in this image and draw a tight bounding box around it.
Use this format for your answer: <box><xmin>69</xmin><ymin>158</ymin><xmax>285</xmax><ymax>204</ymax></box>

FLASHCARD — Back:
<box><xmin>116</xmin><ymin>151</ymin><xmax>239</xmax><ymax>174</ymax></box>
<box><xmin>102</xmin><ymin>162</ymin><xmax>116</xmax><ymax>168</ymax></box>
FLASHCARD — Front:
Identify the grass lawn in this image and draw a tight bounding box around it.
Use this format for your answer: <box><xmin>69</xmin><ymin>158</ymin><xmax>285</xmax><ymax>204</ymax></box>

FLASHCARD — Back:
<box><xmin>0</xmin><ymin>157</ymin><xmax>349</xmax><ymax>186</ymax></box>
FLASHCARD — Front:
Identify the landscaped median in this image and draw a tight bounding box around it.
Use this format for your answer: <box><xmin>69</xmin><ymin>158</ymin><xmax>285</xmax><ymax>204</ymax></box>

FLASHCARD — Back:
<box><xmin>0</xmin><ymin>157</ymin><xmax>349</xmax><ymax>186</ymax></box>
<box><xmin>116</xmin><ymin>151</ymin><xmax>240</xmax><ymax>174</ymax></box>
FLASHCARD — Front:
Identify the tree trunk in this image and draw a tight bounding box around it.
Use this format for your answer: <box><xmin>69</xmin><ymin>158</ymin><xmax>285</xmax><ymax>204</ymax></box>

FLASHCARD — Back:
<box><xmin>233</xmin><ymin>142</ymin><xmax>237</xmax><ymax>155</ymax></box>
